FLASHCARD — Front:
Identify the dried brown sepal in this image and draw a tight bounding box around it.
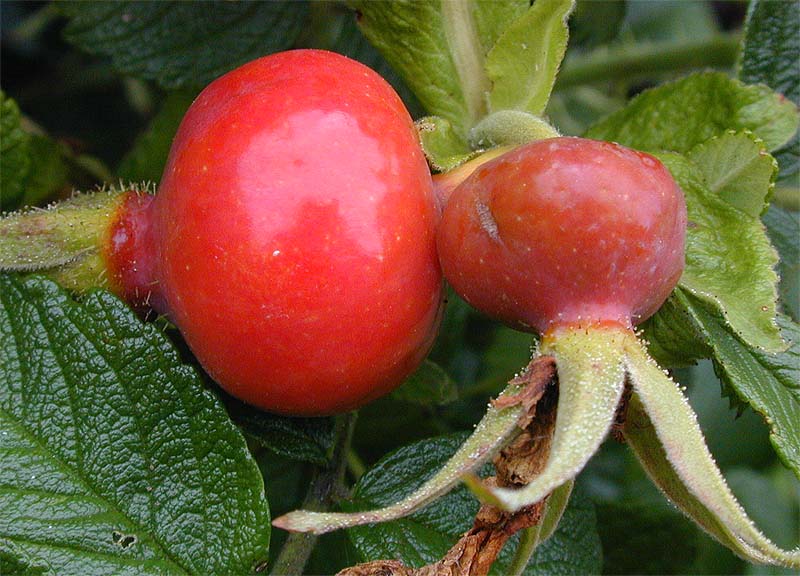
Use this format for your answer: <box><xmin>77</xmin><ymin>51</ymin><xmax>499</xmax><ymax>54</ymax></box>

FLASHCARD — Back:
<box><xmin>491</xmin><ymin>355</ymin><xmax>556</xmax><ymax>430</ymax></box>
<box><xmin>493</xmin><ymin>381</ymin><xmax>558</xmax><ymax>487</ymax></box>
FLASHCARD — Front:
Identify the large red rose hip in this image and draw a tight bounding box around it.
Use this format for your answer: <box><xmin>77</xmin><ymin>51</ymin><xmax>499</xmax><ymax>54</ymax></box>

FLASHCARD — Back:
<box><xmin>436</xmin><ymin>137</ymin><xmax>686</xmax><ymax>335</ymax></box>
<box><xmin>110</xmin><ymin>50</ymin><xmax>443</xmax><ymax>415</ymax></box>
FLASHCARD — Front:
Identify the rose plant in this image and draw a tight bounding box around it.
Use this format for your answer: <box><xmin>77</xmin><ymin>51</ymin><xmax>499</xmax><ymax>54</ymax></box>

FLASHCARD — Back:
<box><xmin>1</xmin><ymin>1</ymin><xmax>798</xmax><ymax>575</ymax></box>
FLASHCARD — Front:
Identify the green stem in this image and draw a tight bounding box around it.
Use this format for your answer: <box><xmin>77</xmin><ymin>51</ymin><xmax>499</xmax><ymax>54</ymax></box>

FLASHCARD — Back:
<box><xmin>269</xmin><ymin>412</ymin><xmax>357</xmax><ymax>575</ymax></box>
<box><xmin>556</xmin><ymin>34</ymin><xmax>741</xmax><ymax>89</ymax></box>
<box><xmin>346</xmin><ymin>448</ymin><xmax>367</xmax><ymax>482</ymax></box>
<box><xmin>508</xmin><ymin>526</ymin><xmax>541</xmax><ymax>576</ymax></box>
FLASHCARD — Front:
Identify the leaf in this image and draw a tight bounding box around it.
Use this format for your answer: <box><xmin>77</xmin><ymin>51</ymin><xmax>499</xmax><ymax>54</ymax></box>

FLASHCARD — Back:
<box><xmin>272</xmin><ymin>371</ymin><xmax>536</xmax><ymax>534</ymax></box>
<box><xmin>625</xmin><ymin>0</ymin><xmax>718</xmax><ymax>43</ymax></box>
<box><xmin>0</xmin><ymin>275</ymin><xmax>270</xmax><ymax>575</ymax></box>
<box><xmin>657</xmin><ymin>152</ymin><xmax>783</xmax><ymax>353</ymax></box>
<box><xmin>0</xmin><ymin>91</ymin><xmax>31</xmax><ymax>211</ymax></box>
<box><xmin>117</xmin><ymin>90</ymin><xmax>197</xmax><ymax>183</ymax></box>
<box><xmin>739</xmin><ymin>0</ymin><xmax>800</xmax><ymax>190</ymax></box>
<box><xmin>686</xmin><ymin>298</ymin><xmax>800</xmax><ymax>475</ymax></box>
<box><xmin>352</xmin><ymin>2</ymin><xmax>477</xmax><ymax>135</ymax></box>
<box><xmin>482</xmin><ymin>327</ymin><xmax>626</xmax><ymax>512</ymax></box>
<box><xmin>688</xmin><ymin>131</ymin><xmax>777</xmax><ymax>217</ymax></box>
<box><xmin>59</xmin><ymin>2</ymin><xmax>308</xmax><ymax>90</ymax></box>
<box><xmin>762</xmin><ymin>205</ymin><xmax>800</xmax><ymax>320</ymax></box>
<box><xmin>390</xmin><ymin>360</ymin><xmax>458</xmax><ymax>406</ymax></box>
<box><xmin>623</xmin><ymin>335</ymin><xmax>800</xmax><ymax>567</ymax></box>
<box><xmin>1</xmin><ymin>538</ymin><xmax>48</xmax><ymax>575</ymax></box>
<box><xmin>225</xmin><ymin>397</ymin><xmax>336</xmax><ymax>466</ymax></box>
<box><xmin>585</xmin><ymin>72</ymin><xmax>799</xmax><ymax>153</ymax></box>
<box><xmin>640</xmin><ymin>292</ymin><xmax>711</xmax><ymax>368</ymax></box>
<box><xmin>344</xmin><ymin>434</ymin><xmax>601</xmax><ymax>575</ymax></box>
<box><xmin>739</xmin><ymin>0</ymin><xmax>799</xmax><ymax>105</ymax></box>
<box><xmin>485</xmin><ymin>0</ymin><xmax>574</xmax><ymax>116</ymax></box>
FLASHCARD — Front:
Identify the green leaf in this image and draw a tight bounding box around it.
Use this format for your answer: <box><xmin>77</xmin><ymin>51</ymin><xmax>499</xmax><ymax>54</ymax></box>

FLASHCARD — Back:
<box><xmin>352</xmin><ymin>1</ymin><xmax>528</xmax><ymax>135</ymax></box>
<box><xmin>623</xmin><ymin>335</ymin><xmax>800</xmax><ymax>567</ymax></box>
<box><xmin>118</xmin><ymin>90</ymin><xmax>197</xmax><ymax>183</ymax></box>
<box><xmin>351</xmin><ymin>2</ymin><xmax>477</xmax><ymax>135</ymax></box>
<box><xmin>640</xmin><ymin>292</ymin><xmax>711</xmax><ymax>368</ymax></box>
<box><xmin>0</xmin><ymin>91</ymin><xmax>31</xmax><ymax>211</ymax></box>
<box><xmin>658</xmin><ymin>152</ymin><xmax>783</xmax><ymax>353</ymax></box>
<box><xmin>60</xmin><ymin>2</ymin><xmax>308</xmax><ymax>90</ymax></box>
<box><xmin>739</xmin><ymin>0</ymin><xmax>799</xmax><ymax>105</ymax></box>
<box><xmin>686</xmin><ymin>299</ymin><xmax>800</xmax><ymax>475</ymax></box>
<box><xmin>415</xmin><ymin>116</ymin><xmax>473</xmax><ymax>172</ymax></box>
<box><xmin>483</xmin><ymin>327</ymin><xmax>626</xmax><ymax>512</ymax></box>
<box><xmin>485</xmin><ymin>0</ymin><xmax>574</xmax><ymax>116</ymax></box>
<box><xmin>763</xmin><ymin>206</ymin><xmax>799</xmax><ymax>320</ymax></box>
<box><xmin>739</xmin><ymin>0</ymin><xmax>800</xmax><ymax>191</ymax></box>
<box><xmin>391</xmin><ymin>360</ymin><xmax>458</xmax><ymax>406</ymax></box>
<box><xmin>225</xmin><ymin>398</ymin><xmax>335</xmax><ymax>466</ymax></box>
<box><xmin>585</xmin><ymin>72</ymin><xmax>799</xmax><ymax>153</ymax></box>
<box><xmin>688</xmin><ymin>131</ymin><xmax>777</xmax><ymax>217</ymax></box>
<box><xmin>0</xmin><ymin>275</ymin><xmax>270</xmax><ymax>575</ymax></box>
<box><xmin>625</xmin><ymin>0</ymin><xmax>718</xmax><ymax>43</ymax></box>
<box><xmin>1</xmin><ymin>538</ymin><xmax>48</xmax><ymax>575</ymax></box>
<box><xmin>344</xmin><ymin>434</ymin><xmax>601</xmax><ymax>575</ymax></box>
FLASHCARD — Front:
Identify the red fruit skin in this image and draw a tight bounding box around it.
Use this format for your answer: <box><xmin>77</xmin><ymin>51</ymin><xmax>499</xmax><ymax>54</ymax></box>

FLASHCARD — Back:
<box><xmin>127</xmin><ymin>50</ymin><xmax>442</xmax><ymax>415</ymax></box>
<box><xmin>105</xmin><ymin>192</ymin><xmax>163</xmax><ymax>313</ymax></box>
<box><xmin>437</xmin><ymin>137</ymin><xmax>686</xmax><ymax>335</ymax></box>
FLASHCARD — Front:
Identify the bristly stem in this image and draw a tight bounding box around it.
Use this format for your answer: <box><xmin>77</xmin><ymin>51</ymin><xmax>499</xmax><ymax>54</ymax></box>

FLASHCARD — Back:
<box><xmin>269</xmin><ymin>411</ymin><xmax>358</xmax><ymax>575</ymax></box>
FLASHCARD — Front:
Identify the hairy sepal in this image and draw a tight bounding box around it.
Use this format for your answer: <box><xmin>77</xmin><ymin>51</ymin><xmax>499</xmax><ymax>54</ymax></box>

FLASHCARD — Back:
<box><xmin>272</xmin><ymin>375</ymin><xmax>534</xmax><ymax>534</ymax></box>
<box><xmin>476</xmin><ymin>326</ymin><xmax>627</xmax><ymax>512</ymax></box>
<box><xmin>623</xmin><ymin>336</ymin><xmax>800</xmax><ymax>568</ymax></box>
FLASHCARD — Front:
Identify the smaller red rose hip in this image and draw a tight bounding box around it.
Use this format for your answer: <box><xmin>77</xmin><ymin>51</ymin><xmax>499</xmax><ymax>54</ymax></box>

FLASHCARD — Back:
<box><xmin>437</xmin><ymin>137</ymin><xmax>686</xmax><ymax>334</ymax></box>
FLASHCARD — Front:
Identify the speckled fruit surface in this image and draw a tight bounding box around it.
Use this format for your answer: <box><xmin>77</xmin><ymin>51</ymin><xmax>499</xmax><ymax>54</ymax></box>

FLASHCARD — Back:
<box><xmin>127</xmin><ymin>50</ymin><xmax>442</xmax><ymax>415</ymax></box>
<box><xmin>437</xmin><ymin>137</ymin><xmax>686</xmax><ymax>334</ymax></box>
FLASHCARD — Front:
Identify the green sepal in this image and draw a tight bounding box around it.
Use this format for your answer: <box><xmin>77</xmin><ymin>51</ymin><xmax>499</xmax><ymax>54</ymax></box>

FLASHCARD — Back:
<box><xmin>272</xmin><ymin>374</ymin><xmax>533</xmax><ymax>534</ymax></box>
<box><xmin>623</xmin><ymin>336</ymin><xmax>800</xmax><ymax>568</ymax></box>
<box><xmin>477</xmin><ymin>326</ymin><xmax>627</xmax><ymax>512</ymax></box>
<box><xmin>416</xmin><ymin>116</ymin><xmax>475</xmax><ymax>172</ymax></box>
<box><xmin>0</xmin><ymin>187</ymin><xmax>136</xmax><ymax>293</ymax></box>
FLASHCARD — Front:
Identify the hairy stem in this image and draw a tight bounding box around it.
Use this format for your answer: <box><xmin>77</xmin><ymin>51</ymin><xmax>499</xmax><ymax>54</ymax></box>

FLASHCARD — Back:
<box><xmin>556</xmin><ymin>34</ymin><xmax>741</xmax><ymax>89</ymax></box>
<box><xmin>270</xmin><ymin>412</ymin><xmax>358</xmax><ymax>575</ymax></box>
